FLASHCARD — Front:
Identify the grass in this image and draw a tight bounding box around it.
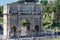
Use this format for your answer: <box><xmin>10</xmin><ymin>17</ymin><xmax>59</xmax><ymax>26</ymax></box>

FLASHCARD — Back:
<box><xmin>0</xmin><ymin>17</ymin><xmax>3</xmax><ymax>23</ymax></box>
<box><xmin>47</xmin><ymin>38</ymin><xmax>60</xmax><ymax>40</ymax></box>
<box><xmin>43</xmin><ymin>24</ymin><xmax>50</xmax><ymax>30</ymax></box>
<box><xmin>42</xmin><ymin>37</ymin><xmax>60</xmax><ymax>40</ymax></box>
<box><xmin>43</xmin><ymin>12</ymin><xmax>51</xmax><ymax>29</ymax></box>
<box><xmin>43</xmin><ymin>13</ymin><xmax>50</xmax><ymax>23</ymax></box>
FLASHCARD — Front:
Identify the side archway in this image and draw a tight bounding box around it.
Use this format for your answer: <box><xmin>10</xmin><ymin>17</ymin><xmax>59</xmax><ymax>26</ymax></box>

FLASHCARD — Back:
<box><xmin>35</xmin><ymin>25</ymin><xmax>39</xmax><ymax>32</ymax></box>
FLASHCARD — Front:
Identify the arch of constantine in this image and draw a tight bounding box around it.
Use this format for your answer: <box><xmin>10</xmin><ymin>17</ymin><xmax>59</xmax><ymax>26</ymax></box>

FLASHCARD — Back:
<box><xmin>3</xmin><ymin>2</ymin><xmax>43</xmax><ymax>39</ymax></box>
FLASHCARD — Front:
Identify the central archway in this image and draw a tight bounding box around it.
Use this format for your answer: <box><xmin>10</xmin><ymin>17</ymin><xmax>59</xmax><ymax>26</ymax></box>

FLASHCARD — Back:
<box><xmin>21</xmin><ymin>18</ymin><xmax>30</xmax><ymax>31</ymax></box>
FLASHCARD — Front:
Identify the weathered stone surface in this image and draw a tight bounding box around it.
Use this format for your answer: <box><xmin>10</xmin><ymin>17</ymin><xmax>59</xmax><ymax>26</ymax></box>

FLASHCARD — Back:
<box><xmin>3</xmin><ymin>3</ymin><xmax>43</xmax><ymax>39</ymax></box>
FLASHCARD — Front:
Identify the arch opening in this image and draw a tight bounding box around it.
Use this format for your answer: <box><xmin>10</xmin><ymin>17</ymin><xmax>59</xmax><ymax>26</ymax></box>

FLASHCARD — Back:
<box><xmin>21</xmin><ymin>18</ymin><xmax>30</xmax><ymax>31</ymax></box>
<box><xmin>35</xmin><ymin>25</ymin><xmax>39</xmax><ymax>32</ymax></box>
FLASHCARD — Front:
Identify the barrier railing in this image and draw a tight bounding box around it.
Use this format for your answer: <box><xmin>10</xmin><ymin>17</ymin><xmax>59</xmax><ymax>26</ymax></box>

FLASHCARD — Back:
<box><xmin>0</xmin><ymin>37</ymin><xmax>60</xmax><ymax>40</ymax></box>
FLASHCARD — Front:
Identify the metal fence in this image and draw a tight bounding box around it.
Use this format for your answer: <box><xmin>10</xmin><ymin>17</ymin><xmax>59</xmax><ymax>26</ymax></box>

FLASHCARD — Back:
<box><xmin>0</xmin><ymin>37</ymin><xmax>60</xmax><ymax>40</ymax></box>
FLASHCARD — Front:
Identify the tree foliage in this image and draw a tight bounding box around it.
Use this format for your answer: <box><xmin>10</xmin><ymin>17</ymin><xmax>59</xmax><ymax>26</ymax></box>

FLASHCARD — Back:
<box><xmin>54</xmin><ymin>0</ymin><xmax>60</xmax><ymax>23</ymax></box>
<box><xmin>47</xmin><ymin>4</ymin><xmax>55</xmax><ymax>13</ymax></box>
<box><xmin>18</xmin><ymin>0</ymin><xmax>37</xmax><ymax>3</ymax></box>
<box><xmin>17</xmin><ymin>0</ymin><xmax>25</xmax><ymax>3</ymax></box>
<box><xmin>41</xmin><ymin>0</ymin><xmax>54</xmax><ymax>13</ymax></box>
<box><xmin>0</xmin><ymin>6</ymin><xmax>3</xmax><ymax>17</ymax></box>
<box><xmin>40</xmin><ymin>0</ymin><xmax>48</xmax><ymax>5</ymax></box>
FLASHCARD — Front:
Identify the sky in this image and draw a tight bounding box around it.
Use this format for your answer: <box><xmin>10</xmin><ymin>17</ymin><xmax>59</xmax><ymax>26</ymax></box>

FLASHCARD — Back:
<box><xmin>0</xmin><ymin>0</ymin><xmax>18</xmax><ymax>6</ymax></box>
<box><xmin>0</xmin><ymin>0</ymin><xmax>40</xmax><ymax>6</ymax></box>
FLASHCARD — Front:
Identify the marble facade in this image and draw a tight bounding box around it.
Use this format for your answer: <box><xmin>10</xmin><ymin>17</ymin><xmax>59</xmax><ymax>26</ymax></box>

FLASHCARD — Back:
<box><xmin>3</xmin><ymin>3</ymin><xmax>43</xmax><ymax>39</ymax></box>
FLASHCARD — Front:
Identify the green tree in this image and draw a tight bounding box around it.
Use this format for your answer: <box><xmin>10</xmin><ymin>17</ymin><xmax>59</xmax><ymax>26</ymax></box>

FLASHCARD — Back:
<box><xmin>0</xmin><ymin>6</ymin><xmax>3</xmax><ymax>17</ymax></box>
<box><xmin>54</xmin><ymin>0</ymin><xmax>60</xmax><ymax>23</ymax></box>
<box><xmin>47</xmin><ymin>4</ymin><xmax>55</xmax><ymax>13</ymax></box>
<box><xmin>17</xmin><ymin>0</ymin><xmax>25</xmax><ymax>3</ymax></box>
<box><xmin>40</xmin><ymin>0</ymin><xmax>48</xmax><ymax>5</ymax></box>
<box><xmin>40</xmin><ymin>0</ymin><xmax>54</xmax><ymax>13</ymax></box>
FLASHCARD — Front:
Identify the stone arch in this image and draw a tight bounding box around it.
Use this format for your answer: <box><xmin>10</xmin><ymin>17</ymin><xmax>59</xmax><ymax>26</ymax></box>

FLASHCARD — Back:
<box><xmin>35</xmin><ymin>25</ymin><xmax>39</xmax><ymax>32</ymax></box>
<box><xmin>12</xmin><ymin>26</ymin><xmax>17</xmax><ymax>33</ymax></box>
<box><xmin>21</xmin><ymin>18</ymin><xmax>30</xmax><ymax>30</ymax></box>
